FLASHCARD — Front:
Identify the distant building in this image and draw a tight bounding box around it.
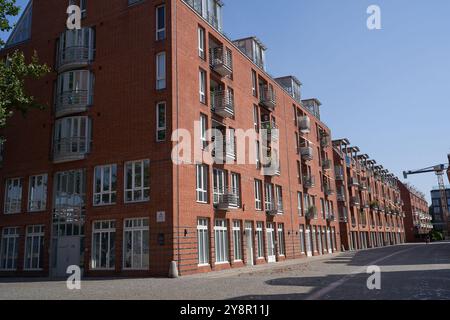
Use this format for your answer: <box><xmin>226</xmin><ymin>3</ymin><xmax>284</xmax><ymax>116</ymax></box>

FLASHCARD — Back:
<box><xmin>430</xmin><ymin>187</ymin><xmax>450</xmax><ymax>232</ymax></box>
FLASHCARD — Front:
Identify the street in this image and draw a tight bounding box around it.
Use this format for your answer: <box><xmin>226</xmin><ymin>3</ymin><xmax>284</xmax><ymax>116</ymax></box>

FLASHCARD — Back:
<box><xmin>1</xmin><ymin>242</ymin><xmax>449</xmax><ymax>300</ymax></box>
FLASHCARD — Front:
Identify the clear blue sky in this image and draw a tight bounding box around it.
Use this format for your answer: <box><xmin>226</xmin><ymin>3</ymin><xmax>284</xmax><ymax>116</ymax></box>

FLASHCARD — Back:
<box><xmin>3</xmin><ymin>0</ymin><xmax>450</xmax><ymax>202</ymax></box>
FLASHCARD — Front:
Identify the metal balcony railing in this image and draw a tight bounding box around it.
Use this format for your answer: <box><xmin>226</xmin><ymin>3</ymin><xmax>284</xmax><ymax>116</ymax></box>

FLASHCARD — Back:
<box><xmin>53</xmin><ymin>136</ymin><xmax>90</xmax><ymax>163</ymax></box>
<box><xmin>300</xmin><ymin>146</ymin><xmax>314</xmax><ymax>161</ymax></box>
<box><xmin>335</xmin><ymin>166</ymin><xmax>344</xmax><ymax>180</ymax></box>
<box><xmin>259</xmin><ymin>86</ymin><xmax>276</xmax><ymax>110</ymax></box>
<box><xmin>55</xmin><ymin>90</ymin><xmax>91</xmax><ymax>118</ymax></box>
<box><xmin>350</xmin><ymin>177</ymin><xmax>359</xmax><ymax>186</ymax></box>
<box><xmin>324</xmin><ymin>185</ymin><xmax>335</xmax><ymax>196</ymax></box>
<box><xmin>298</xmin><ymin>116</ymin><xmax>311</xmax><ymax>134</ymax></box>
<box><xmin>350</xmin><ymin>196</ymin><xmax>361</xmax><ymax>206</ymax></box>
<box><xmin>261</xmin><ymin>121</ymin><xmax>279</xmax><ymax>142</ymax></box>
<box><xmin>211</xmin><ymin>90</ymin><xmax>234</xmax><ymax>118</ymax></box>
<box><xmin>302</xmin><ymin>175</ymin><xmax>315</xmax><ymax>189</ymax></box>
<box><xmin>320</xmin><ymin>135</ymin><xmax>331</xmax><ymax>148</ymax></box>
<box><xmin>209</xmin><ymin>46</ymin><xmax>233</xmax><ymax>77</ymax></box>
<box><xmin>214</xmin><ymin>187</ymin><xmax>240</xmax><ymax>210</ymax></box>
<box><xmin>322</xmin><ymin>159</ymin><xmax>332</xmax><ymax>171</ymax></box>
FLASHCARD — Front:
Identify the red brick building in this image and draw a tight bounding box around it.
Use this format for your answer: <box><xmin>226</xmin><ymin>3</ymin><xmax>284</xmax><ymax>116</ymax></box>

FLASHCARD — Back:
<box><xmin>398</xmin><ymin>182</ymin><xmax>432</xmax><ymax>242</ymax></box>
<box><xmin>0</xmin><ymin>0</ymin><xmax>345</xmax><ymax>277</ymax></box>
<box><xmin>332</xmin><ymin>139</ymin><xmax>405</xmax><ymax>250</ymax></box>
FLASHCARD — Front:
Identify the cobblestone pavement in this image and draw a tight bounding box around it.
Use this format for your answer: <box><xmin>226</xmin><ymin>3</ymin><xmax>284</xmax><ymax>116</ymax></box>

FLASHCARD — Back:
<box><xmin>1</xmin><ymin>242</ymin><xmax>449</xmax><ymax>300</ymax></box>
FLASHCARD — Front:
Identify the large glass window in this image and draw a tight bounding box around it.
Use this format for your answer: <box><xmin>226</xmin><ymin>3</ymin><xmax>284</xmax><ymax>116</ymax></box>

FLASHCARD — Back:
<box><xmin>156</xmin><ymin>5</ymin><xmax>166</xmax><ymax>40</ymax></box>
<box><xmin>24</xmin><ymin>225</ymin><xmax>45</xmax><ymax>270</ymax></box>
<box><xmin>254</xmin><ymin>179</ymin><xmax>262</xmax><ymax>211</ymax></box>
<box><xmin>93</xmin><ymin>165</ymin><xmax>117</xmax><ymax>206</ymax></box>
<box><xmin>199</xmin><ymin>69</ymin><xmax>206</xmax><ymax>103</ymax></box>
<box><xmin>214</xmin><ymin>219</ymin><xmax>228</xmax><ymax>263</ymax></box>
<box><xmin>0</xmin><ymin>227</ymin><xmax>19</xmax><ymax>270</ymax></box>
<box><xmin>53</xmin><ymin>116</ymin><xmax>91</xmax><ymax>160</ymax></box>
<box><xmin>276</xmin><ymin>185</ymin><xmax>283</xmax><ymax>213</ymax></box>
<box><xmin>264</xmin><ymin>183</ymin><xmax>274</xmax><ymax>211</ymax></box>
<box><xmin>198</xmin><ymin>27</ymin><xmax>205</xmax><ymax>59</ymax></box>
<box><xmin>277</xmin><ymin>224</ymin><xmax>286</xmax><ymax>256</ymax></box>
<box><xmin>197</xmin><ymin>218</ymin><xmax>209</xmax><ymax>265</ymax></box>
<box><xmin>156</xmin><ymin>52</ymin><xmax>166</xmax><ymax>90</ymax></box>
<box><xmin>256</xmin><ymin>222</ymin><xmax>264</xmax><ymax>258</ymax></box>
<box><xmin>4</xmin><ymin>178</ymin><xmax>22</xmax><ymax>214</ymax></box>
<box><xmin>91</xmin><ymin>220</ymin><xmax>116</xmax><ymax>270</ymax></box>
<box><xmin>28</xmin><ymin>174</ymin><xmax>48</xmax><ymax>212</ymax></box>
<box><xmin>212</xmin><ymin>168</ymin><xmax>226</xmax><ymax>204</ymax></box>
<box><xmin>297</xmin><ymin>192</ymin><xmax>303</xmax><ymax>216</ymax></box>
<box><xmin>200</xmin><ymin>113</ymin><xmax>207</xmax><ymax>149</ymax></box>
<box><xmin>196</xmin><ymin>164</ymin><xmax>208</xmax><ymax>203</ymax></box>
<box><xmin>299</xmin><ymin>225</ymin><xmax>305</xmax><ymax>254</ymax></box>
<box><xmin>123</xmin><ymin>218</ymin><xmax>149</xmax><ymax>270</ymax></box>
<box><xmin>232</xmin><ymin>221</ymin><xmax>242</xmax><ymax>261</ymax></box>
<box><xmin>125</xmin><ymin>160</ymin><xmax>150</xmax><ymax>203</ymax></box>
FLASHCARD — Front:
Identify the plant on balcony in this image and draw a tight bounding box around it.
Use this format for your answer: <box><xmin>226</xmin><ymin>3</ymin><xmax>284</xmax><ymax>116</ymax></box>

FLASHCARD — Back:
<box><xmin>370</xmin><ymin>200</ymin><xmax>379</xmax><ymax>209</ymax></box>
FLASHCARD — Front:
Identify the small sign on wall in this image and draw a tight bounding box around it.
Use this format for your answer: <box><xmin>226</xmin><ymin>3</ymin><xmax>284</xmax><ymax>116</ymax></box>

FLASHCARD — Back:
<box><xmin>157</xmin><ymin>211</ymin><xmax>166</xmax><ymax>223</ymax></box>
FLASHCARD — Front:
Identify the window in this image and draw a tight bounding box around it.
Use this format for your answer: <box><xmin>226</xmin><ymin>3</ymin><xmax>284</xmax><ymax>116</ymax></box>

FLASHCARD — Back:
<box><xmin>197</xmin><ymin>218</ymin><xmax>209</xmax><ymax>265</ymax></box>
<box><xmin>156</xmin><ymin>5</ymin><xmax>166</xmax><ymax>40</ymax></box>
<box><xmin>94</xmin><ymin>165</ymin><xmax>117</xmax><ymax>206</ymax></box>
<box><xmin>199</xmin><ymin>69</ymin><xmax>207</xmax><ymax>103</ymax></box>
<box><xmin>156</xmin><ymin>102</ymin><xmax>167</xmax><ymax>141</ymax></box>
<box><xmin>198</xmin><ymin>27</ymin><xmax>205</xmax><ymax>59</ymax></box>
<box><xmin>297</xmin><ymin>192</ymin><xmax>303</xmax><ymax>216</ymax></box>
<box><xmin>251</xmin><ymin>70</ymin><xmax>257</xmax><ymax>97</ymax></box>
<box><xmin>277</xmin><ymin>224</ymin><xmax>285</xmax><ymax>256</ymax></box>
<box><xmin>4</xmin><ymin>178</ymin><xmax>22</xmax><ymax>214</ymax></box>
<box><xmin>255</xmin><ymin>140</ymin><xmax>261</xmax><ymax>169</ymax></box>
<box><xmin>125</xmin><ymin>160</ymin><xmax>150</xmax><ymax>203</ymax></box>
<box><xmin>253</xmin><ymin>105</ymin><xmax>259</xmax><ymax>132</ymax></box>
<box><xmin>156</xmin><ymin>52</ymin><xmax>166</xmax><ymax>90</ymax></box>
<box><xmin>0</xmin><ymin>227</ymin><xmax>19</xmax><ymax>270</ymax></box>
<box><xmin>53</xmin><ymin>116</ymin><xmax>91</xmax><ymax>160</ymax></box>
<box><xmin>24</xmin><ymin>225</ymin><xmax>45</xmax><ymax>270</ymax></box>
<box><xmin>91</xmin><ymin>220</ymin><xmax>116</xmax><ymax>270</ymax></box>
<box><xmin>200</xmin><ymin>113</ymin><xmax>207</xmax><ymax>149</ymax></box>
<box><xmin>232</xmin><ymin>221</ymin><xmax>242</xmax><ymax>261</ymax></box>
<box><xmin>254</xmin><ymin>179</ymin><xmax>262</xmax><ymax>211</ymax></box>
<box><xmin>264</xmin><ymin>183</ymin><xmax>274</xmax><ymax>211</ymax></box>
<box><xmin>230</xmin><ymin>172</ymin><xmax>240</xmax><ymax>206</ymax></box>
<box><xmin>196</xmin><ymin>164</ymin><xmax>208</xmax><ymax>203</ymax></box>
<box><xmin>320</xmin><ymin>198</ymin><xmax>325</xmax><ymax>219</ymax></box>
<box><xmin>256</xmin><ymin>222</ymin><xmax>264</xmax><ymax>258</ymax></box>
<box><xmin>276</xmin><ymin>185</ymin><xmax>283</xmax><ymax>213</ymax></box>
<box><xmin>299</xmin><ymin>225</ymin><xmax>306</xmax><ymax>254</ymax></box>
<box><xmin>213</xmin><ymin>168</ymin><xmax>226</xmax><ymax>204</ymax></box>
<box><xmin>123</xmin><ymin>218</ymin><xmax>149</xmax><ymax>270</ymax></box>
<box><xmin>214</xmin><ymin>219</ymin><xmax>228</xmax><ymax>263</ymax></box>
<box><xmin>28</xmin><ymin>174</ymin><xmax>47</xmax><ymax>212</ymax></box>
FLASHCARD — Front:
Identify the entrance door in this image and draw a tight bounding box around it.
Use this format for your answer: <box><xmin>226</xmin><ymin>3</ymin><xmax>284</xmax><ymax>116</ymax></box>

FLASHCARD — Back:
<box><xmin>326</xmin><ymin>228</ymin><xmax>332</xmax><ymax>254</ymax></box>
<box><xmin>266</xmin><ymin>223</ymin><xmax>276</xmax><ymax>263</ymax></box>
<box><xmin>56</xmin><ymin>236</ymin><xmax>81</xmax><ymax>277</ymax></box>
<box><xmin>245</xmin><ymin>222</ymin><xmax>254</xmax><ymax>266</ymax></box>
<box><xmin>305</xmin><ymin>226</ymin><xmax>312</xmax><ymax>257</ymax></box>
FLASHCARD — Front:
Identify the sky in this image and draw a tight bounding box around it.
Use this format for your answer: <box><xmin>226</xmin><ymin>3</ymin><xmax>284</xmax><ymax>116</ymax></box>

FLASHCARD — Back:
<box><xmin>2</xmin><ymin>0</ymin><xmax>450</xmax><ymax>202</ymax></box>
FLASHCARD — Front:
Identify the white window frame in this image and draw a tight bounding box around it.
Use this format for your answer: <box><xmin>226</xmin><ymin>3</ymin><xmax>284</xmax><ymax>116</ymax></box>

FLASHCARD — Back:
<box><xmin>156</xmin><ymin>102</ymin><xmax>167</xmax><ymax>142</ymax></box>
<box><xmin>93</xmin><ymin>164</ymin><xmax>117</xmax><ymax>206</ymax></box>
<box><xmin>254</xmin><ymin>179</ymin><xmax>262</xmax><ymax>211</ymax></box>
<box><xmin>198</xmin><ymin>26</ymin><xmax>205</xmax><ymax>59</ymax></box>
<box><xmin>277</xmin><ymin>224</ymin><xmax>285</xmax><ymax>256</ymax></box>
<box><xmin>299</xmin><ymin>225</ymin><xmax>306</xmax><ymax>254</ymax></box>
<box><xmin>251</xmin><ymin>69</ymin><xmax>257</xmax><ymax>97</ymax></box>
<box><xmin>196</xmin><ymin>164</ymin><xmax>208</xmax><ymax>203</ymax></box>
<box><xmin>28</xmin><ymin>174</ymin><xmax>48</xmax><ymax>212</ymax></box>
<box><xmin>123</xmin><ymin>218</ymin><xmax>149</xmax><ymax>270</ymax></box>
<box><xmin>297</xmin><ymin>192</ymin><xmax>303</xmax><ymax>216</ymax></box>
<box><xmin>276</xmin><ymin>185</ymin><xmax>283</xmax><ymax>213</ymax></box>
<box><xmin>232</xmin><ymin>221</ymin><xmax>242</xmax><ymax>262</ymax></box>
<box><xmin>200</xmin><ymin>113</ymin><xmax>207</xmax><ymax>149</ymax></box>
<box><xmin>156</xmin><ymin>52</ymin><xmax>166</xmax><ymax>90</ymax></box>
<box><xmin>197</xmin><ymin>218</ymin><xmax>209</xmax><ymax>266</ymax></box>
<box><xmin>4</xmin><ymin>178</ymin><xmax>22</xmax><ymax>214</ymax></box>
<box><xmin>91</xmin><ymin>220</ymin><xmax>116</xmax><ymax>270</ymax></box>
<box><xmin>256</xmin><ymin>222</ymin><xmax>264</xmax><ymax>259</ymax></box>
<box><xmin>0</xmin><ymin>227</ymin><xmax>19</xmax><ymax>270</ymax></box>
<box><xmin>24</xmin><ymin>225</ymin><xmax>45</xmax><ymax>271</ymax></box>
<box><xmin>214</xmin><ymin>219</ymin><xmax>229</xmax><ymax>264</ymax></box>
<box><xmin>199</xmin><ymin>69</ymin><xmax>206</xmax><ymax>103</ymax></box>
<box><xmin>212</xmin><ymin>168</ymin><xmax>226</xmax><ymax>205</ymax></box>
<box><xmin>264</xmin><ymin>183</ymin><xmax>274</xmax><ymax>211</ymax></box>
<box><xmin>124</xmin><ymin>160</ymin><xmax>150</xmax><ymax>203</ymax></box>
<box><xmin>156</xmin><ymin>5</ymin><xmax>166</xmax><ymax>41</ymax></box>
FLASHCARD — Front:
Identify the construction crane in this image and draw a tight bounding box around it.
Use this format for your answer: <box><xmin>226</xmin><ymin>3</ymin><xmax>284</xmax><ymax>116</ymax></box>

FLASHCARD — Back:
<box><xmin>403</xmin><ymin>160</ymin><xmax>450</xmax><ymax>239</ymax></box>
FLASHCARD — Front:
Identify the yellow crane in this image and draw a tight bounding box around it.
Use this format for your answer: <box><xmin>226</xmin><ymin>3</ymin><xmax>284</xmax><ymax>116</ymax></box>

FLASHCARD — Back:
<box><xmin>403</xmin><ymin>160</ymin><xmax>450</xmax><ymax>239</ymax></box>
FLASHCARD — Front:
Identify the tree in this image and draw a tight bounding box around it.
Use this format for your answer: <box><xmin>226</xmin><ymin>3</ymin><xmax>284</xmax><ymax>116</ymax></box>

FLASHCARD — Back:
<box><xmin>0</xmin><ymin>0</ymin><xmax>50</xmax><ymax>137</ymax></box>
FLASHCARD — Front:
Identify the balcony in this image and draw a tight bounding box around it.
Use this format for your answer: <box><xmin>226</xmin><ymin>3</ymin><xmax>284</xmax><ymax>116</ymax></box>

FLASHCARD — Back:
<box><xmin>55</xmin><ymin>90</ymin><xmax>92</xmax><ymax>118</ymax></box>
<box><xmin>209</xmin><ymin>46</ymin><xmax>233</xmax><ymax>77</ymax></box>
<box><xmin>350</xmin><ymin>196</ymin><xmax>361</xmax><ymax>207</ymax></box>
<box><xmin>326</xmin><ymin>214</ymin><xmax>336</xmax><ymax>223</ymax></box>
<box><xmin>350</xmin><ymin>177</ymin><xmax>359</xmax><ymax>186</ymax></box>
<box><xmin>305</xmin><ymin>206</ymin><xmax>317</xmax><ymax>220</ymax></box>
<box><xmin>320</xmin><ymin>135</ymin><xmax>331</xmax><ymax>148</ymax></box>
<box><xmin>337</xmin><ymin>190</ymin><xmax>346</xmax><ymax>202</ymax></box>
<box><xmin>335</xmin><ymin>166</ymin><xmax>344</xmax><ymax>180</ymax></box>
<box><xmin>302</xmin><ymin>175</ymin><xmax>315</xmax><ymax>189</ymax></box>
<box><xmin>261</xmin><ymin>121</ymin><xmax>279</xmax><ymax>142</ymax></box>
<box><xmin>324</xmin><ymin>185</ymin><xmax>335</xmax><ymax>196</ymax></box>
<box><xmin>57</xmin><ymin>28</ymin><xmax>95</xmax><ymax>72</ymax></box>
<box><xmin>300</xmin><ymin>146</ymin><xmax>314</xmax><ymax>161</ymax></box>
<box><xmin>212</xmin><ymin>136</ymin><xmax>235</xmax><ymax>163</ymax></box>
<box><xmin>259</xmin><ymin>86</ymin><xmax>276</xmax><ymax>110</ymax></box>
<box><xmin>211</xmin><ymin>90</ymin><xmax>234</xmax><ymax>118</ymax></box>
<box><xmin>53</xmin><ymin>136</ymin><xmax>90</xmax><ymax>163</ymax></box>
<box><xmin>322</xmin><ymin>159</ymin><xmax>332</xmax><ymax>171</ymax></box>
<box><xmin>359</xmin><ymin>181</ymin><xmax>368</xmax><ymax>191</ymax></box>
<box><xmin>298</xmin><ymin>116</ymin><xmax>311</xmax><ymax>134</ymax></box>
<box><xmin>214</xmin><ymin>188</ymin><xmax>240</xmax><ymax>210</ymax></box>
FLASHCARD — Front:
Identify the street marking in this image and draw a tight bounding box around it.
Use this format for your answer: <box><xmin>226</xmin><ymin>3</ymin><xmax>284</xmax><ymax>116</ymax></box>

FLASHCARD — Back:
<box><xmin>305</xmin><ymin>246</ymin><xmax>419</xmax><ymax>300</ymax></box>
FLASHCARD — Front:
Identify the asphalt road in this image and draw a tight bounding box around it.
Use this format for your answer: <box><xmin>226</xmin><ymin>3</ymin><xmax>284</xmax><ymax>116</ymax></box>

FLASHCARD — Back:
<box><xmin>0</xmin><ymin>242</ymin><xmax>449</xmax><ymax>300</ymax></box>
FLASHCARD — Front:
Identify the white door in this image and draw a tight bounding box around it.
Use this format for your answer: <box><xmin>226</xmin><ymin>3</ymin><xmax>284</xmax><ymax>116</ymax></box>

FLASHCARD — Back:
<box><xmin>245</xmin><ymin>223</ymin><xmax>254</xmax><ymax>266</ymax></box>
<box><xmin>266</xmin><ymin>223</ymin><xmax>276</xmax><ymax>263</ymax></box>
<box><xmin>56</xmin><ymin>236</ymin><xmax>81</xmax><ymax>278</ymax></box>
<box><xmin>327</xmin><ymin>228</ymin><xmax>332</xmax><ymax>254</ymax></box>
<box><xmin>305</xmin><ymin>227</ymin><xmax>312</xmax><ymax>257</ymax></box>
<box><xmin>317</xmin><ymin>228</ymin><xmax>323</xmax><ymax>255</ymax></box>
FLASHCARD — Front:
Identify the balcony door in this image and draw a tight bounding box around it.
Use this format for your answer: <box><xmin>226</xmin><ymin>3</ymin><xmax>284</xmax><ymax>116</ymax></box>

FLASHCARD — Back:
<box><xmin>245</xmin><ymin>222</ymin><xmax>254</xmax><ymax>266</ymax></box>
<box><xmin>212</xmin><ymin>168</ymin><xmax>226</xmax><ymax>204</ymax></box>
<box><xmin>305</xmin><ymin>226</ymin><xmax>313</xmax><ymax>257</ymax></box>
